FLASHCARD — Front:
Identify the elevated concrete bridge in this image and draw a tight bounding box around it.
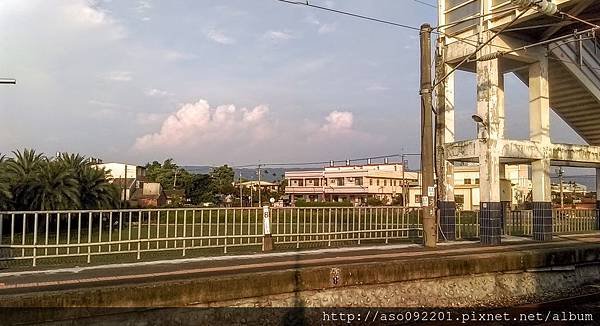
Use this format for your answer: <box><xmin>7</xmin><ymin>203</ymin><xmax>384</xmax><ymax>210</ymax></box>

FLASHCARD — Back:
<box><xmin>436</xmin><ymin>0</ymin><xmax>600</xmax><ymax>244</ymax></box>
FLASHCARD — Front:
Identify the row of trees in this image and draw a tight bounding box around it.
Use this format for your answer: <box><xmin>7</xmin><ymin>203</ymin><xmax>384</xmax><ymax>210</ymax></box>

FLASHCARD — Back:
<box><xmin>0</xmin><ymin>149</ymin><xmax>120</xmax><ymax>211</ymax></box>
<box><xmin>145</xmin><ymin>159</ymin><xmax>237</xmax><ymax>206</ymax></box>
<box><xmin>144</xmin><ymin>159</ymin><xmax>285</xmax><ymax>206</ymax></box>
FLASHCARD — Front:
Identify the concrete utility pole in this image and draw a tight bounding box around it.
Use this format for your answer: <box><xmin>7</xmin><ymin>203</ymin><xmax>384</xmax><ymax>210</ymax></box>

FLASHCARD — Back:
<box><xmin>557</xmin><ymin>167</ymin><xmax>564</xmax><ymax>209</ymax></box>
<box><xmin>257</xmin><ymin>164</ymin><xmax>262</xmax><ymax>207</ymax></box>
<box><xmin>419</xmin><ymin>23</ymin><xmax>437</xmax><ymax>248</ymax></box>
<box><xmin>239</xmin><ymin>172</ymin><xmax>243</xmax><ymax>207</ymax></box>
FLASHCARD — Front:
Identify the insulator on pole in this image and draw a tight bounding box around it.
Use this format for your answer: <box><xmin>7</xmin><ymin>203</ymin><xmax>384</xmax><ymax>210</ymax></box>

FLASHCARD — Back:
<box><xmin>510</xmin><ymin>0</ymin><xmax>557</xmax><ymax>15</ymax></box>
<box><xmin>477</xmin><ymin>51</ymin><xmax>505</xmax><ymax>61</ymax></box>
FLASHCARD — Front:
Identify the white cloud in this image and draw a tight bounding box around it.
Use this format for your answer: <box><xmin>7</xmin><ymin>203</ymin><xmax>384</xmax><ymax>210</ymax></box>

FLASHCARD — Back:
<box><xmin>145</xmin><ymin>88</ymin><xmax>172</xmax><ymax>97</ymax></box>
<box><xmin>366</xmin><ymin>84</ymin><xmax>390</xmax><ymax>92</ymax></box>
<box><xmin>104</xmin><ymin>71</ymin><xmax>132</xmax><ymax>82</ymax></box>
<box><xmin>88</xmin><ymin>99</ymin><xmax>121</xmax><ymax>108</ymax></box>
<box><xmin>205</xmin><ymin>28</ymin><xmax>235</xmax><ymax>45</ymax></box>
<box><xmin>263</xmin><ymin>30</ymin><xmax>294</xmax><ymax>42</ymax></box>
<box><xmin>305</xmin><ymin>14</ymin><xmax>336</xmax><ymax>34</ymax></box>
<box><xmin>321</xmin><ymin>111</ymin><xmax>353</xmax><ymax>133</ymax></box>
<box><xmin>163</xmin><ymin>50</ymin><xmax>196</xmax><ymax>61</ymax></box>
<box><xmin>318</xmin><ymin>23</ymin><xmax>337</xmax><ymax>34</ymax></box>
<box><xmin>133</xmin><ymin>100</ymin><xmax>270</xmax><ymax>150</ymax></box>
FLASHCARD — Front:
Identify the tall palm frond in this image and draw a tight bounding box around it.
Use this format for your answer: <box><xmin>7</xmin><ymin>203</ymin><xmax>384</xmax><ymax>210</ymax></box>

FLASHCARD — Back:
<box><xmin>23</xmin><ymin>160</ymin><xmax>80</xmax><ymax>211</ymax></box>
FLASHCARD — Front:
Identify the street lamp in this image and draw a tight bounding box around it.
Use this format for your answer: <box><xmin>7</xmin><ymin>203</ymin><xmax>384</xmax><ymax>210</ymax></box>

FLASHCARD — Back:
<box><xmin>472</xmin><ymin>114</ymin><xmax>488</xmax><ymax>139</ymax></box>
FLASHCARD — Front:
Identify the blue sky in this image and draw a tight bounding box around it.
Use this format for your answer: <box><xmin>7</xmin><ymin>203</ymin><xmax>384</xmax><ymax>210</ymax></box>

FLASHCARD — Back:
<box><xmin>0</xmin><ymin>0</ymin><xmax>585</xmax><ymax>166</ymax></box>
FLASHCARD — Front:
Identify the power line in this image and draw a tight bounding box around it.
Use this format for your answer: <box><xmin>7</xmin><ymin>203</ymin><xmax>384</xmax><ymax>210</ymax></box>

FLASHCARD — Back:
<box><xmin>412</xmin><ymin>0</ymin><xmax>436</xmax><ymax>9</ymax></box>
<box><xmin>232</xmin><ymin>153</ymin><xmax>405</xmax><ymax>169</ymax></box>
<box><xmin>275</xmin><ymin>0</ymin><xmax>422</xmax><ymax>32</ymax></box>
<box><xmin>433</xmin><ymin>8</ymin><xmax>530</xmax><ymax>90</ymax></box>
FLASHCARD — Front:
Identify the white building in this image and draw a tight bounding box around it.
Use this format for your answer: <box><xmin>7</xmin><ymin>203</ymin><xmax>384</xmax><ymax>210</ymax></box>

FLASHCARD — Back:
<box><xmin>285</xmin><ymin>163</ymin><xmax>419</xmax><ymax>205</ymax></box>
<box><xmin>94</xmin><ymin>162</ymin><xmax>146</xmax><ymax>201</ymax></box>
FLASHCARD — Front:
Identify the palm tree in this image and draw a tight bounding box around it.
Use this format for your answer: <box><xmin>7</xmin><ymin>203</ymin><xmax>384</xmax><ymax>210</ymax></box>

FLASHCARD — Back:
<box><xmin>23</xmin><ymin>160</ymin><xmax>80</xmax><ymax>211</ymax></box>
<box><xmin>78</xmin><ymin>166</ymin><xmax>119</xmax><ymax>209</ymax></box>
<box><xmin>56</xmin><ymin>153</ymin><xmax>119</xmax><ymax>209</ymax></box>
<box><xmin>55</xmin><ymin>153</ymin><xmax>90</xmax><ymax>172</ymax></box>
<box><xmin>5</xmin><ymin>149</ymin><xmax>45</xmax><ymax>209</ymax></box>
<box><xmin>0</xmin><ymin>155</ymin><xmax>12</xmax><ymax>210</ymax></box>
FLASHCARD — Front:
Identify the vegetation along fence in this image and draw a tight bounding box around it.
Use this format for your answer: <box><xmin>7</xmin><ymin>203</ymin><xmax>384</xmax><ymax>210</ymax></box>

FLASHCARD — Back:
<box><xmin>0</xmin><ymin>207</ymin><xmax>423</xmax><ymax>267</ymax></box>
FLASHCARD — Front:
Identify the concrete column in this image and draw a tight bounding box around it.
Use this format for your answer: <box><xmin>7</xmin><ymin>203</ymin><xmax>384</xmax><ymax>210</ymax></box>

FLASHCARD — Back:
<box><xmin>477</xmin><ymin>40</ymin><xmax>503</xmax><ymax>245</ymax></box>
<box><xmin>530</xmin><ymin>57</ymin><xmax>553</xmax><ymax>241</ymax></box>
<box><xmin>596</xmin><ymin>169</ymin><xmax>600</xmax><ymax>230</ymax></box>
<box><xmin>436</xmin><ymin>54</ymin><xmax>456</xmax><ymax>241</ymax></box>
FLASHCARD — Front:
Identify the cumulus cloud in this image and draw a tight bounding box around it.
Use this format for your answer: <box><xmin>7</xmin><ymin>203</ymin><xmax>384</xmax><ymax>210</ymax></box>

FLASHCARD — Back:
<box><xmin>321</xmin><ymin>111</ymin><xmax>354</xmax><ymax>133</ymax></box>
<box><xmin>205</xmin><ymin>28</ymin><xmax>235</xmax><ymax>45</ymax></box>
<box><xmin>133</xmin><ymin>100</ymin><xmax>270</xmax><ymax>150</ymax></box>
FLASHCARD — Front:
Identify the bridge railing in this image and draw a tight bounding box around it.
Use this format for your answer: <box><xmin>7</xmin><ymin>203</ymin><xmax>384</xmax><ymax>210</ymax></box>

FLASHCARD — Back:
<box><xmin>0</xmin><ymin>207</ymin><xmax>424</xmax><ymax>267</ymax></box>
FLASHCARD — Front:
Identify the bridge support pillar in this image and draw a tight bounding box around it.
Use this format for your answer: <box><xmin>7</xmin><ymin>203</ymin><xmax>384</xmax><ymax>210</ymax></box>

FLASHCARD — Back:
<box><xmin>477</xmin><ymin>39</ymin><xmax>502</xmax><ymax>246</ymax></box>
<box><xmin>530</xmin><ymin>57</ymin><xmax>553</xmax><ymax>241</ymax></box>
<box><xmin>596</xmin><ymin>169</ymin><xmax>600</xmax><ymax>230</ymax></box>
<box><xmin>436</xmin><ymin>50</ymin><xmax>456</xmax><ymax>241</ymax></box>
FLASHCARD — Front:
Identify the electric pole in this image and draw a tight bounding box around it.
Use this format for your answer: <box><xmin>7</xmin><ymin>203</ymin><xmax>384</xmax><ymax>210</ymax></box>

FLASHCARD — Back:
<box><xmin>239</xmin><ymin>172</ymin><xmax>243</xmax><ymax>207</ymax></box>
<box><xmin>257</xmin><ymin>164</ymin><xmax>262</xmax><ymax>207</ymax></box>
<box><xmin>420</xmin><ymin>23</ymin><xmax>437</xmax><ymax>248</ymax></box>
<box><xmin>557</xmin><ymin>167</ymin><xmax>564</xmax><ymax>209</ymax></box>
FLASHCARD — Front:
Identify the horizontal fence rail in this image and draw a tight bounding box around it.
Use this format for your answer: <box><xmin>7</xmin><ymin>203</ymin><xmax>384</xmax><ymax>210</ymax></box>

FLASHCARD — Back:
<box><xmin>455</xmin><ymin>209</ymin><xmax>598</xmax><ymax>239</ymax></box>
<box><xmin>1</xmin><ymin>207</ymin><xmax>596</xmax><ymax>268</ymax></box>
<box><xmin>0</xmin><ymin>207</ymin><xmax>423</xmax><ymax>267</ymax></box>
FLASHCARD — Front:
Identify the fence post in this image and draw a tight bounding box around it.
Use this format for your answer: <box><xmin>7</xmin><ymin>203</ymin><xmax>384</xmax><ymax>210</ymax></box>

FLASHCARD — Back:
<box><xmin>262</xmin><ymin>206</ymin><xmax>273</xmax><ymax>251</ymax></box>
<box><xmin>224</xmin><ymin>209</ymin><xmax>228</xmax><ymax>254</ymax></box>
<box><xmin>32</xmin><ymin>213</ymin><xmax>38</xmax><ymax>267</ymax></box>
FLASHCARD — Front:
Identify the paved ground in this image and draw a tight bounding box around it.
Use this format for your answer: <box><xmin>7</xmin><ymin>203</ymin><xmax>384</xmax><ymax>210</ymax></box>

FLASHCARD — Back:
<box><xmin>0</xmin><ymin>233</ymin><xmax>598</xmax><ymax>296</ymax></box>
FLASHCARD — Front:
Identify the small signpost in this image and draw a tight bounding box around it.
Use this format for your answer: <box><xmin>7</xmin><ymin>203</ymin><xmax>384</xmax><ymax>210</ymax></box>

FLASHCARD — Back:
<box><xmin>262</xmin><ymin>206</ymin><xmax>273</xmax><ymax>251</ymax></box>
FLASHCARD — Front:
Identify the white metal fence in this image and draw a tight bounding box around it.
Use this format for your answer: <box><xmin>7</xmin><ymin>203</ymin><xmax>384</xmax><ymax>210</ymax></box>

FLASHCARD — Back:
<box><xmin>1</xmin><ymin>207</ymin><xmax>596</xmax><ymax>268</ymax></box>
<box><xmin>455</xmin><ymin>209</ymin><xmax>599</xmax><ymax>239</ymax></box>
<box><xmin>0</xmin><ymin>207</ymin><xmax>423</xmax><ymax>267</ymax></box>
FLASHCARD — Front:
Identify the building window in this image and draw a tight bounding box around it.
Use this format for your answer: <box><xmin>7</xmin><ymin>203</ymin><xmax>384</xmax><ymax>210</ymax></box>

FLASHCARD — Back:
<box><xmin>464</xmin><ymin>178</ymin><xmax>472</xmax><ymax>185</ymax></box>
<box><xmin>312</xmin><ymin>178</ymin><xmax>320</xmax><ymax>186</ymax></box>
<box><xmin>298</xmin><ymin>179</ymin><xmax>304</xmax><ymax>186</ymax></box>
<box><xmin>475</xmin><ymin>178</ymin><xmax>480</xmax><ymax>184</ymax></box>
<box><xmin>455</xmin><ymin>194</ymin><xmax>465</xmax><ymax>204</ymax></box>
<box><xmin>337</xmin><ymin>178</ymin><xmax>344</xmax><ymax>186</ymax></box>
<box><xmin>384</xmin><ymin>179</ymin><xmax>387</xmax><ymax>186</ymax></box>
<box><xmin>376</xmin><ymin>179</ymin><xmax>380</xmax><ymax>186</ymax></box>
<box><xmin>415</xmin><ymin>195</ymin><xmax>421</xmax><ymax>203</ymax></box>
<box><xmin>369</xmin><ymin>179</ymin><xmax>373</xmax><ymax>186</ymax></box>
<box><xmin>355</xmin><ymin>177</ymin><xmax>363</xmax><ymax>186</ymax></box>
<box><xmin>393</xmin><ymin>180</ymin><xmax>397</xmax><ymax>186</ymax></box>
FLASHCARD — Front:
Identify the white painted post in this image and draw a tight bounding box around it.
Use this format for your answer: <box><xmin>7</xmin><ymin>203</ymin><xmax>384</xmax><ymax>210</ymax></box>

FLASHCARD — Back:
<box><xmin>262</xmin><ymin>206</ymin><xmax>273</xmax><ymax>251</ymax></box>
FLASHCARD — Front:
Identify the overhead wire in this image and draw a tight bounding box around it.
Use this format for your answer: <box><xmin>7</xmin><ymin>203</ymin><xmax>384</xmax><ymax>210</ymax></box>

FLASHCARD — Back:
<box><xmin>232</xmin><ymin>154</ymin><xmax>406</xmax><ymax>169</ymax></box>
<box><xmin>432</xmin><ymin>7</ymin><xmax>531</xmax><ymax>90</ymax></box>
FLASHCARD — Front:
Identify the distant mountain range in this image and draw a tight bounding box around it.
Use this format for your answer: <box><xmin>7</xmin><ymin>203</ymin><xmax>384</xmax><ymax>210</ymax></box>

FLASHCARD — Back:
<box><xmin>182</xmin><ymin>166</ymin><xmax>315</xmax><ymax>182</ymax></box>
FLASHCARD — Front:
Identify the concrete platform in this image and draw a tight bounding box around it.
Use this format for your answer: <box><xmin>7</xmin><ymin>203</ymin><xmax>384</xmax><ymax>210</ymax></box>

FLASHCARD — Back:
<box><xmin>0</xmin><ymin>233</ymin><xmax>599</xmax><ymax>308</ymax></box>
